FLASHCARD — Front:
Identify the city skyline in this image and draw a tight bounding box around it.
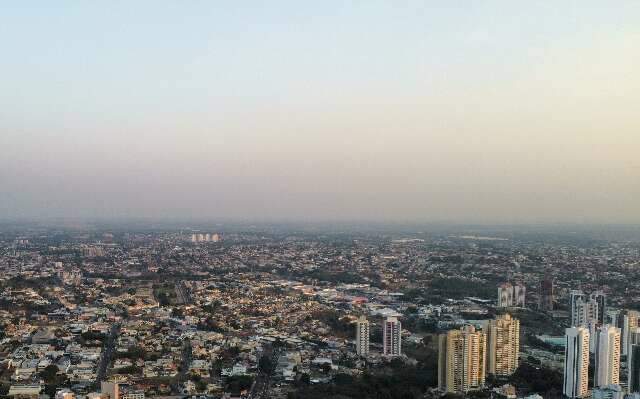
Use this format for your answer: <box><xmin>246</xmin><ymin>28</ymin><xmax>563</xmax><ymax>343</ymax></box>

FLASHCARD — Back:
<box><xmin>1</xmin><ymin>3</ymin><xmax>638</xmax><ymax>394</ymax></box>
<box><xmin>1</xmin><ymin>221</ymin><xmax>639</xmax><ymax>398</ymax></box>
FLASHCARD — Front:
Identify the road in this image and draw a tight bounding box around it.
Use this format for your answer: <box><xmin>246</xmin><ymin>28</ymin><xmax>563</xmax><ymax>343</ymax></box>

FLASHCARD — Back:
<box><xmin>171</xmin><ymin>339</ymin><xmax>192</xmax><ymax>394</ymax></box>
<box><xmin>175</xmin><ymin>281</ymin><xmax>192</xmax><ymax>305</ymax></box>
<box><xmin>248</xmin><ymin>347</ymin><xmax>281</xmax><ymax>399</ymax></box>
<box><xmin>95</xmin><ymin>323</ymin><xmax>120</xmax><ymax>388</ymax></box>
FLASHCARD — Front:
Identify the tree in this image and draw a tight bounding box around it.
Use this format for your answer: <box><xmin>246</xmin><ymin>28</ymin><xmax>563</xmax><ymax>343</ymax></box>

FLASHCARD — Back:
<box><xmin>40</xmin><ymin>365</ymin><xmax>59</xmax><ymax>384</ymax></box>
<box><xmin>81</xmin><ymin>331</ymin><xmax>106</xmax><ymax>342</ymax></box>
<box><xmin>229</xmin><ymin>345</ymin><xmax>240</xmax><ymax>357</ymax></box>
<box><xmin>157</xmin><ymin>292</ymin><xmax>170</xmax><ymax>306</ymax></box>
<box><xmin>195</xmin><ymin>380</ymin><xmax>207</xmax><ymax>392</ymax></box>
<box><xmin>510</xmin><ymin>363</ymin><xmax>563</xmax><ymax>396</ymax></box>
<box><xmin>258</xmin><ymin>355</ymin><xmax>274</xmax><ymax>374</ymax></box>
<box><xmin>226</xmin><ymin>375</ymin><xmax>253</xmax><ymax>394</ymax></box>
<box><xmin>334</xmin><ymin>373</ymin><xmax>354</xmax><ymax>385</ymax></box>
<box><xmin>118</xmin><ymin>365</ymin><xmax>142</xmax><ymax>375</ymax></box>
<box><xmin>116</xmin><ymin>346</ymin><xmax>146</xmax><ymax>360</ymax></box>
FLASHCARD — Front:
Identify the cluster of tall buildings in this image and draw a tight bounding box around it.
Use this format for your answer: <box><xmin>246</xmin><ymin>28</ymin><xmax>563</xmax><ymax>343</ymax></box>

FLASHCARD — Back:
<box><xmin>190</xmin><ymin>233</ymin><xmax>221</xmax><ymax>243</ymax></box>
<box><xmin>498</xmin><ymin>283</ymin><xmax>526</xmax><ymax>308</ymax></box>
<box><xmin>438</xmin><ymin>314</ymin><xmax>520</xmax><ymax>394</ymax></box>
<box><xmin>563</xmin><ymin>325</ymin><xmax>623</xmax><ymax>398</ymax></box>
<box><xmin>570</xmin><ymin>290</ymin><xmax>606</xmax><ymax>328</ymax></box>
<box><xmin>564</xmin><ymin>291</ymin><xmax>640</xmax><ymax>398</ymax></box>
<box><xmin>82</xmin><ymin>246</ymin><xmax>105</xmax><ymax>257</ymax></box>
<box><xmin>355</xmin><ymin>316</ymin><xmax>401</xmax><ymax>358</ymax></box>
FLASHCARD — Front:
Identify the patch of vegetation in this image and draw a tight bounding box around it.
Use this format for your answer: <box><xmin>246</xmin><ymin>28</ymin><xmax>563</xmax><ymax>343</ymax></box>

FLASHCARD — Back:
<box><xmin>115</xmin><ymin>346</ymin><xmax>146</xmax><ymax>360</ymax></box>
<box><xmin>225</xmin><ymin>375</ymin><xmax>253</xmax><ymax>395</ymax></box>
<box><xmin>508</xmin><ymin>363</ymin><xmax>563</xmax><ymax>398</ymax></box>
<box><xmin>427</xmin><ymin>277</ymin><xmax>495</xmax><ymax>300</ymax></box>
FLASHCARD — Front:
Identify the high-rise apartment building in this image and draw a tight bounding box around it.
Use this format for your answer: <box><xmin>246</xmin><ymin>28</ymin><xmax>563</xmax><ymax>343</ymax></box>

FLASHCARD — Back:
<box><xmin>438</xmin><ymin>325</ymin><xmax>487</xmax><ymax>394</ymax></box>
<box><xmin>608</xmin><ymin>310</ymin><xmax>621</xmax><ymax>327</ymax></box>
<box><xmin>564</xmin><ymin>327</ymin><xmax>590</xmax><ymax>398</ymax></box>
<box><xmin>498</xmin><ymin>283</ymin><xmax>526</xmax><ymax>308</ymax></box>
<box><xmin>570</xmin><ymin>290</ymin><xmax>586</xmax><ymax>322</ymax></box>
<box><xmin>498</xmin><ymin>283</ymin><xmax>513</xmax><ymax>308</ymax></box>
<box><xmin>594</xmin><ymin>325</ymin><xmax>621</xmax><ymax>387</ymax></box>
<box><xmin>539</xmin><ymin>277</ymin><xmax>554</xmax><ymax>311</ymax></box>
<box><xmin>622</xmin><ymin>311</ymin><xmax>640</xmax><ymax>356</ymax></box>
<box><xmin>355</xmin><ymin>316</ymin><xmax>369</xmax><ymax>357</ymax></box>
<box><xmin>589</xmin><ymin>320</ymin><xmax>600</xmax><ymax>354</ymax></box>
<box><xmin>487</xmin><ymin>314</ymin><xmax>520</xmax><ymax>376</ymax></box>
<box><xmin>628</xmin><ymin>327</ymin><xmax>640</xmax><ymax>394</ymax></box>
<box><xmin>383</xmin><ymin>316</ymin><xmax>401</xmax><ymax>356</ymax></box>
<box><xmin>591</xmin><ymin>291</ymin><xmax>607</xmax><ymax>325</ymax></box>
<box><xmin>513</xmin><ymin>284</ymin><xmax>526</xmax><ymax>307</ymax></box>
<box><xmin>571</xmin><ymin>290</ymin><xmax>600</xmax><ymax>328</ymax></box>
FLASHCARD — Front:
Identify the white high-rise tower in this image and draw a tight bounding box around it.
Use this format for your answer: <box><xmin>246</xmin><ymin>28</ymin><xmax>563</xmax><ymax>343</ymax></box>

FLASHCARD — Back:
<box><xmin>564</xmin><ymin>326</ymin><xmax>590</xmax><ymax>399</ymax></box>
<box><xmin>497</xmin><ymin>283</ymin><xmax>526</xmax><ymax>308</ymax></box>
<box><xmin>623</xmin><ymin>311</ymin><xmax>640</xmax><ymax>356</ymax></box>
<box><xmin>571</xmin><ymin>290</ymin><xmax>600</xmax><ymax>328</ymax></box>
<box><xmin>594</xmin><ymin>325</ymin><xmax>621</xmax><ymax>387</ymax></box>
<box><xmin>355</xmin><ymin>316</ymin><xmax>370</xmax><ymax>357</ymax></box>
<box><xmin>498</xmin><ymin>283</ymin><xmax>513</xmax><ymax>308</ymax></box>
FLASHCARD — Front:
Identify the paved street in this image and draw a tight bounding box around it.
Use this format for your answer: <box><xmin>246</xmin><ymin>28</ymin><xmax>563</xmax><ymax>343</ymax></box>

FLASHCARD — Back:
<box><xmin>95</xmin><ymin>323</ymin><xmax>120</xmax><ymax>387</ymax></box>
<box><xmin>171</xmin><ymin>340</ymin><xmax>192</xmax><ymax>394</ymax></box>
<box><xmin>175</xmin><ymin>281</ymin><xmax>192</xmax><ymax>305</ymax></box>
<box><xmin>248</xmin><ymin>347</ymin><xmax>281</xmax><ymax>399</ymax></box>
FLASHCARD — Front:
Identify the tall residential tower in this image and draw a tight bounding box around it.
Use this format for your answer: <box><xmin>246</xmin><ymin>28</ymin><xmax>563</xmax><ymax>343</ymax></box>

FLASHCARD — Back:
<box><xmin>628</xmin><ymin>327</ymin><xmax>640</xmax><ymax>394</ymax></box>
<box><xmin>622</xmin><ymin>311</ymin><xmax>640</xmax><ymax>356</ymax></box>
<box><xmin>438</xmin><ymin>325</ymin><xmax>487</xmax><ymax>394</ymax></box>
<box><xmin>594</xmin><ymin>325</ymin><xmax>621</xmax><ymax>388</ymax></box>
<box><xmin>539</xmin><ymin>277</ymin><xmax>554</xmax><ymax>311</ymax></box>
<box><xmin>487</xmin><ymin>314</ymin><xmax>520</xmax><ymax>376</ymax></box>
<box><xmin>563</xmin><ymin>327</ymin><xmax>590</xmax><ymax>399</ymax></box>
<box><xmin>355</xmin><ymin>316</ymin><xmax>369</xmax><ymax>357</ymax></box>
<box><xmin>383</xmin><ymin>316</ymin><xmax>401</xmax><ymax>357</ymax></box>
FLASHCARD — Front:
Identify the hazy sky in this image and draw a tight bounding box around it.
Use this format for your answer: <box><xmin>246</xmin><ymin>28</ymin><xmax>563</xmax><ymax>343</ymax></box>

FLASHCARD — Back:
<box><xmin>1</xmin><ymin>1</ymin><xmax>639</xmax><ymax>224</ymax></box>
